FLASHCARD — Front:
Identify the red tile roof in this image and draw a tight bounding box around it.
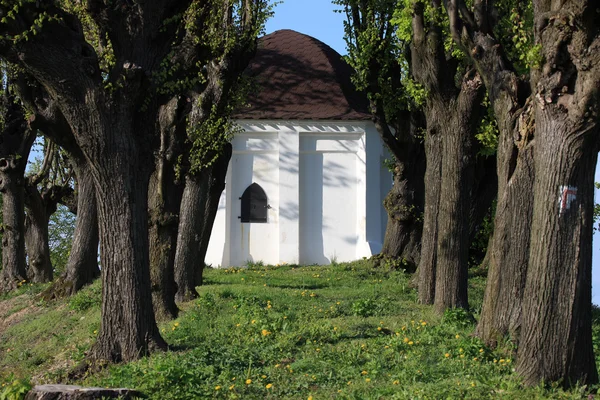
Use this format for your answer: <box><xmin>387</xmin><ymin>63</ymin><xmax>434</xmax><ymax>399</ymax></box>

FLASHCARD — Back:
<box><xmin>234</xmin><ymin>29</ymin><xmax>371</xmax><ymax>121</ymax></box>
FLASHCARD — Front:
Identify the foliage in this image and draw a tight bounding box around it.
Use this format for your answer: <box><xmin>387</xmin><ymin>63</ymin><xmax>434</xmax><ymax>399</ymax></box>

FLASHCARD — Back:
<box><xmin>475</xmin><ymin>96</ymin><xmax>499</xmax><ymax>156</ymax></box>
<box><xmin>47</xmin><ymin>204</ymin><xmax>75</xmax><ymax>275</ymax></box>
<box><xmin>0</xmin><ymin>375</ymin><xmax>31</xmax><ymax>400</ymax></box>
<box><xmin>493</xmin><ymin>1</ymin><xmax>538</xmax><ymax>75</ymax></box>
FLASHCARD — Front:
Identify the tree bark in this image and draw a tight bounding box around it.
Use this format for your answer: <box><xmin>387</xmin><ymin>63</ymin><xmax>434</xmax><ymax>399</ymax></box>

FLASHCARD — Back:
<box><xmin>50</xmin><ymin>160</ymin><xmax>100</xmax><ymax>297</ymax></box>
<box><xmin>90</xmin><ymin>120</ymin><xmax>166</xmax><ymax>362</ymax></box>
<box><xmin>174</xmin><ymin>144</ymin><xmax>232</xmax><ymax>302</ymax></box>
<box><xmin>516</xmin><ymin>1</ymin><xmax>600</xmax><ymax>383</ymax></box>
<box><xmin>517</xmin><ymin>109</ymin><xmax>599</xmax><ymax>386</ymax></box>
<box><xmin>434</xmin><ymin>97</ymin><xmax>479</xmax><ymax>313</ymax></box>
<box><xmin>417</xmin><ymin>129</ymin><xmax>442</xmax><ymax>304</ymax></box>
<box><xmin>0</xmin><ymin>98</ymin><xmax>35</xmax><ymax>292</ymax></box>
<box><xmin>475</xmin><ymin>103</ymin><xmax>535</xmax><ymax>344</ymax></box>
<box><xmin>148</xmin><ymin>169</ymin><xmax>182</xmax><ymax>320</ymax></box>
<box><xmin>23</xmin><ymin>184</ymin><xmax>53</xmax><ymax>283</ymax></box>
<box><xmin>379</xmin><ymin>112</ymin><xmax>426</xmax><ymax>270</ymax></box>
<box><xmin>0</xmin><ymin>160</ymin><xmax>28</xmax><ymax>291</ymax></box>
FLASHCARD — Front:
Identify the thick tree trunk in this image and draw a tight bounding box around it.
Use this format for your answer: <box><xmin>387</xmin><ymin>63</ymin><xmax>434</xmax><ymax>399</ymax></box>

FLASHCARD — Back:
<box><xmin>0</xmin><ymin>161</ymin><xmax>27</xmax><ymax>291</ymax></box>
<box><xmin>174</xmin><ymin>144</ymin><xmax>232</xmax><ymax>302</ymax></box>
<box><xmin>148</xmin><ymin>170</ymin><xmax>181</xmax><ymax>321</ymax></box>
<box><xmin>516</xmin><ymin>111</ymin><xmax>599</xmax><ymax>386</ymax></box>
<box><xmin>434</xmin><ymin>113</ymin><xmax>476</xmax><ymax>313</ymax></box>
<box><xmin>23</xmin><ymin>185</ymin><xmax>53</xmax><ymax>283</ymax></box>
<box><xmin>48</xmin><ymin>160</ymin><xmax>100</xmax><ymax>297</ymax></box>
<box><xmin>476</xmin><ymin>103</ymin><xmax>535</xmax><ymax>344</ymax></box>
<box><xmin>89</xmin><ymin>118</ymin><xmax>166</xmax><ymax>363</ymax></box>
<box><xmin>379</xmin><ymin>142</ymin><xmax>425</xmax><ymax>270</ymax></box>
<box><xmin>417</xmin><ymin>130</ymin><xmax>442</xmax><ymax>304</ymax></box>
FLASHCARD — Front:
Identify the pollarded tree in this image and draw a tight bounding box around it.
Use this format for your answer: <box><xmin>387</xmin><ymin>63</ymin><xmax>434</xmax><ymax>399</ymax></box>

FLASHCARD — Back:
<box><xmin>446</xmin><ymin>0</ymin><xmax>600</xmax><ymax>386</ymax></box>
<box><xmin>403</xmin><ymin>0</ymin><xmax>486</xmax><ymax>311</ymax></box>
<box><xmin>335</xmin><ymin>0</ymin><xmax>426</xmax><ymax>271</ymax></box>
<box><xmin>0</xmin><ymin>0</ymin><xmax>210</xmax><ymax>363</ymax></box>
<box><xmin>173</xmin><ymin>0</ymin><xmax>272</xmax><ymax>302</ymax></box>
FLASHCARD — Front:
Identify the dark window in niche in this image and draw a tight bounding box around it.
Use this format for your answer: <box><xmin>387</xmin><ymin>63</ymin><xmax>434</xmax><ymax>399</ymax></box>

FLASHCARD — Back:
<box><xmin>240</xmin><ymin>183</ymin><xmax>268</xmax><ymax>223</ymax></box>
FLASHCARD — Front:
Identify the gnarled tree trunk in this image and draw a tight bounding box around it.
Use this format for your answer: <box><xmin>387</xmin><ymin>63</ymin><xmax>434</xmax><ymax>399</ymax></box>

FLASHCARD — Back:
<box><xmin>23</xmin><ymin>184</ymin><xmax>53</xmax><ymax>283</ymax></box>
<box><xmin>0</xmin><ymin>97</ymin><xmax>35</xmax><ymax>292</ymax></box>
<box><xmin>0</xmin><ymin>158</ymin><xmax>28</xmax><ymax>291</ymax></box>
<box><xmin>517</xmin><ymin>109</ymin><xmax>598</xmax><ymax>386</ymax></box>
<box><xmin>174</xmin><ymin>144</ymin><xmax>232</xmax><ymax>302</ymax></box>
<box><xmin>89</xmin><ymin>113</ymin><xmax>166</xmax><ymax>362</ymax></box>
<box><xmin>475</xmin><ymin>101</ymin><xmax>535</xmax><ymax>344</ymax></box>
<box><xmin>51</xmin><ymin>160</ymin><xmax>99</xmax><ymax>296</ymax></box>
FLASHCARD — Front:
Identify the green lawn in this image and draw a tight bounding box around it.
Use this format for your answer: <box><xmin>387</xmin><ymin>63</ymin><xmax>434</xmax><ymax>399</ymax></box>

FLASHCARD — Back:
<box><xmin>1</xmin><ymin>261</ymin><xmax>598</xmax><ymax>399</ymax></box>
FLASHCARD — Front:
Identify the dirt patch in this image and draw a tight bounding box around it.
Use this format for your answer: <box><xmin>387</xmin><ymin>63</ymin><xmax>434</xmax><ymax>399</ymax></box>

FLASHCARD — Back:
<box><xmin>0</xmin><ymin>295</ymin><xmax>39</xmax><ymax>337</ymax></box>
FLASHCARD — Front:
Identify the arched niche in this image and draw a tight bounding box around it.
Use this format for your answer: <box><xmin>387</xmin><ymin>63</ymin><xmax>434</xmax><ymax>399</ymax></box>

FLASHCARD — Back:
<box><xmin>240</xmin><ymin>183</ymin><xmax>268</xmax><ymax>223</ymax></box>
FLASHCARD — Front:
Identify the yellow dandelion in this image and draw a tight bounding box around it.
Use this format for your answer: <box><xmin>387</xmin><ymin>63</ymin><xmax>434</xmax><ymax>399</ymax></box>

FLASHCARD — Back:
<box><xmin>365</xmin><ymin>378</ymin><xmax>371</xmax><ymax>383</ymax></box>
<box><xmin>229</xmin><ymin>384</ymin><xmax>235</xmax><ymax>390</ymax></box>
<box><xmin>408</xmin><ymin>341</ymin><xmax>414</xmax><ymax>345</ymax></box>
<box><xmin>421</xmin><ymin>321</ymin><xmax>427</xmax><ymax>326</ymax></box>
<box><xmin>261</xmin><ymin>329</ymin><xmax>271</xmax><ymax>336</ymax></box>
<box><xmin>308</xmin><ymin>396</ymin><xmax>313</xmax><ymax>400</ymax></box>
<box><xmin>266</xmin><ymin>383</ymin><xmax>273</xmax><ymax>389</ymax></box>
<box><xmin>377</xmin><ymin>327</ymin><xmax>382</xmax><ymax>331</ymax></box>
<box><xmin>403</xmin><ymin>337</ymin><xmax>409</xmax><ymax>343</ymax></box>
<box><xmin>361</xmin><ymin>370</ymin><xmax>368</xmax><ymax>375</ymax></box>
<box><xmin>393</xmin><ymin>380</ymin><xmax>399</xmax><ymax>385</ymax></box>
<box><xmin>455</xmin><ymin>334</ymin><xmax>460</xmax><ymax>339</ymax></box>
<box><xmin>215</xmin><ymin>386</ymin><xmax>221</xmax><ymax>390</ymax></box>
<box><xmin>445</xmin><ymin>353</ymin><xmax>450</xmax><ymax>358</ymax></box>
<box><xmin>245</xmin><ymin>379</ymin><xmax>252</xmax><ymax>385</ymax></box>
<box><xmin>251</xmin><ymin>320</ymin><xmax>256</xmax><ymax>324</ymax></box>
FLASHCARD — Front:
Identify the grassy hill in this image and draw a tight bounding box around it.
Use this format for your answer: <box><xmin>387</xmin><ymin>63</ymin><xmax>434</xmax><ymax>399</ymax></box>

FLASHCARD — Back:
<box><xmin>0</xmin><ymin>261</ymin><xmax>598</xmax><ymax>399</ymax></box>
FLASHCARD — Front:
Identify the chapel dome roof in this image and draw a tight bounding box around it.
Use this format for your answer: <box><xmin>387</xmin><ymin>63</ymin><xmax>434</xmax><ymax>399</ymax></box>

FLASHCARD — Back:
<box><xmin>234</xmin><ymin>29</ymin><xmax>371</xmax><ymax>121</ymax></box>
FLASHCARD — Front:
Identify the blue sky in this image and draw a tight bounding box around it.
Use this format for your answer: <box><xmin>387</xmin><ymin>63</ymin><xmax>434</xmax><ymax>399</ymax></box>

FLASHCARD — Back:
<box><xmin>266</xmin><ymin>0</ymin><xmax>600</xmax><ymax>305</ymax></box>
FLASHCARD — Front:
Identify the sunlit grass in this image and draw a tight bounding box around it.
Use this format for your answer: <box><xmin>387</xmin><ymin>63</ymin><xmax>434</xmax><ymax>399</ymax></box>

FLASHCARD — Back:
<box><xmin>1</xmin><ymin>261</ymin><xmax>597</xmax><ymax>399</ymax></box>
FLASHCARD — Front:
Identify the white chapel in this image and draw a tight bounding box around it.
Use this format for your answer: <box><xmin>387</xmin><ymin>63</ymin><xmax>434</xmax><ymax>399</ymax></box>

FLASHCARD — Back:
<box><xmin>205</xmin><ymin>29</ymin><xmax>391</xmax><ymax>267</ymax></box>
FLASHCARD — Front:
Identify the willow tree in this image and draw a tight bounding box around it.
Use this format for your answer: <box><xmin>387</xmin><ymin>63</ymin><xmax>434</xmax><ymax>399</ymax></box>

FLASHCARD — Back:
<box><xmin>334</xmin><ymin>0</ymin><xmax>426</xmax><ymax>270</ymax></box>
<box><xmin>174</xmin><ymin>0</ymin><xmax>272</xmax><ymax>302</ymax></box>
<box><xmin>446</xmin><ymin>0</ymin><xmax>599</xmax><ymax>386</ymax></box>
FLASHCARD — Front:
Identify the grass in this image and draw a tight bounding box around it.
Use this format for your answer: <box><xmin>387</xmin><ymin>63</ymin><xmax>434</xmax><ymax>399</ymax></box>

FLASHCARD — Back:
<box><xmin>1</xmin><ymin>260</ymin><xmax>598</xmax><ymax>399</ymax></box>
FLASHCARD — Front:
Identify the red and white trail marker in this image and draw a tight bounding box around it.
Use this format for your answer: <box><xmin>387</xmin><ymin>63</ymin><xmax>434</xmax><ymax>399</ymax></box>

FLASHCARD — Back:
<box><xmin>559</xmin><ymin>185</ymin><xmax>577</xmax><ymax>214</ymax></box>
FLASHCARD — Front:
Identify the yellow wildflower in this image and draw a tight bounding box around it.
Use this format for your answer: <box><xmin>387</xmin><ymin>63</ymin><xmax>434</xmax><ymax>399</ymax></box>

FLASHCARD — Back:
<box><xmin>361</xmin><ymin>370</ymin><xmax>368</xmax><ymax>375</ymax></box>
<box><xmin>266</xmin><ymin>383</ymin><xmax>273</xmax><ymax>389</ymax></box>
<box><xmin>245</xmin><ymin>379</ymin><xmax>252</xmax><ymax>385</ymax></box>
<box><xmin>215</xmin><ymin>386</ymin><xmax>221</xmax><ymax>390</ymax></box>
<box><xmin>445</xmin><ymin>353</ymin><xmax>450</xmax><ymax>358</ymax></box>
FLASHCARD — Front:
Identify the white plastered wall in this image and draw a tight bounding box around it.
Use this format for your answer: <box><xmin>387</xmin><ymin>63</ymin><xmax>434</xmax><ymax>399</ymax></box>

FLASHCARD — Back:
<box><xmin>205</xmin><ymin>120</ymin><xmax>391</xmax><ymax>267</ymax></box>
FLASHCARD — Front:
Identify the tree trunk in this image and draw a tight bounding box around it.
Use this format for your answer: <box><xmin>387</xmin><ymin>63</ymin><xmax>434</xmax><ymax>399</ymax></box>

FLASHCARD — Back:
<box><xmin>148</xmin><ymin>170</ymin><xmax>182</xmax><ymax>321</ymax></box>
<box><xmin>417</xmin><ymin>130</ymin><xmax>442</xmax><ymax>304</ymax></box>
<box><xmin>379</xmin><ymin>127</ymin><xmax>425</xmax><ymax>271</ymax></box>
<box><xmin>23</xmin><ymin>184</ymin><xmax>53</xmax><ymax>283</ymax></box>
<box><xmin>89</xmin><ymin>117</ymin><xmax>166</xmax><ymax>363</ymax></box>
<box><xmin>0</xmin><ymin>159</ymin><xmax>27</xmax><ymax>291</ymax></box>
<box><xmin>48</xmin><ymin>160</ymin><xmax>100</xmax><ymax>297</ymax></box>
<box><xmin>434</xmin><ymin>111</ymin><xmax>476</xmax><ymax>313</ymax></box>
<box><xmin>475</xmin><ymin>103</ymin><xmax>535</xmax><ymax>344</ymax></box>
<box><xmin>174</xmin><ymin>144</ymin><xmax>232</xmax><ymax>302</ymax></box>
<box><xmin>516</xmin><ymin>110</ymin><xmax>599</xmax><ymax>386</ymax></box>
